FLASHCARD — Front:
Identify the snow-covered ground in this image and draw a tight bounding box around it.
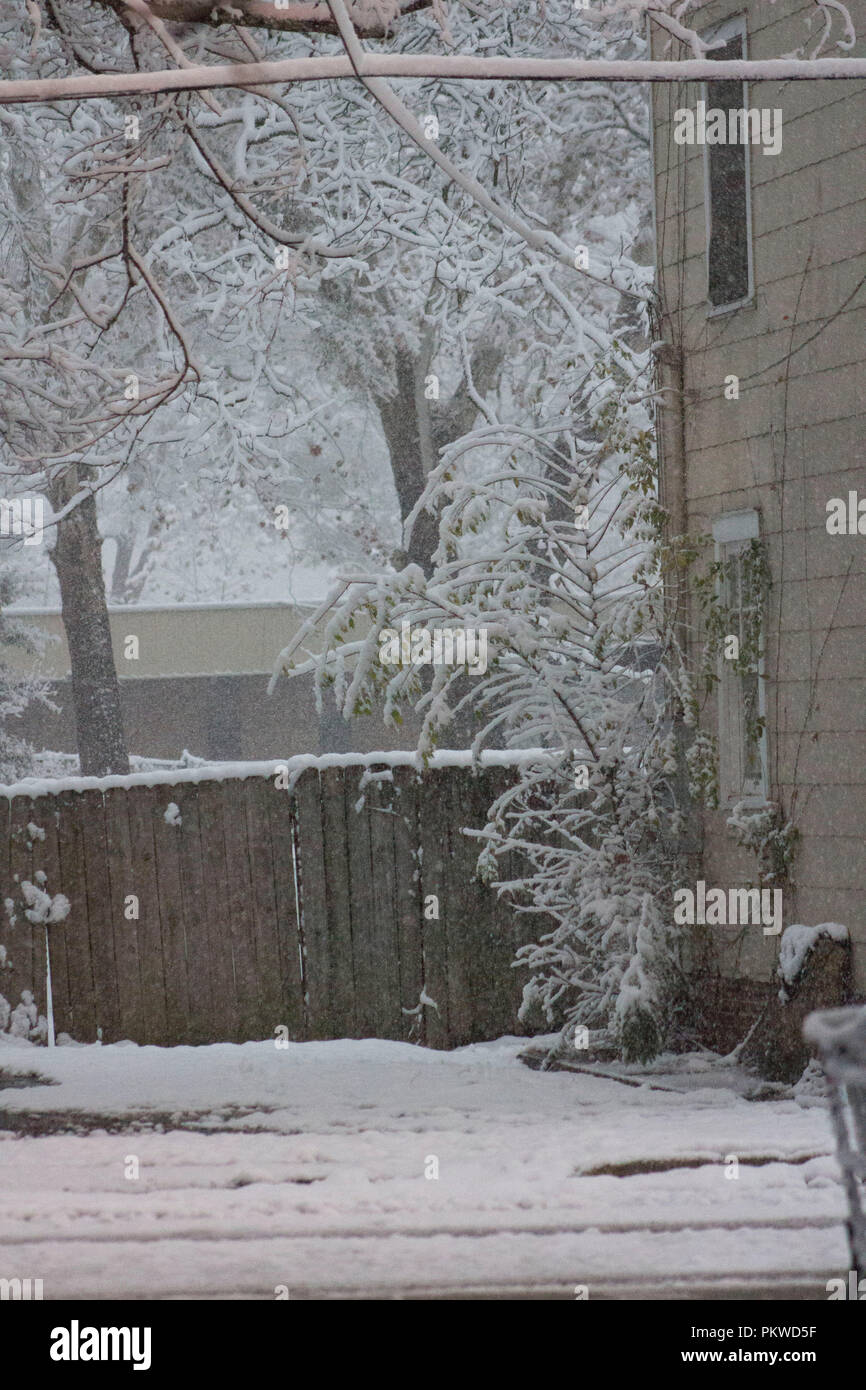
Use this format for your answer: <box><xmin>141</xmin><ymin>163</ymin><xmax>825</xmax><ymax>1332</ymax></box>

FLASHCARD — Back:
<box><xmin>0</xmin><ymin>1035</ymin><xmax>850</xmax><ymax>1300</ymax></box>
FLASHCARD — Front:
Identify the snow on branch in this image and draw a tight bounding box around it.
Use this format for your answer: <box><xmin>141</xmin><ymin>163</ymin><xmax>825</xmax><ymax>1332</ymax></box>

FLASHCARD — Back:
<box><xmin>1</xmin><ymin>54</ymin><xmax>865</xmax><ymax>106</ymax></box>
<box><xmin>96</xmin><ymin>0</ymin><xmax>432</xmax><ymax>38</ymax></box>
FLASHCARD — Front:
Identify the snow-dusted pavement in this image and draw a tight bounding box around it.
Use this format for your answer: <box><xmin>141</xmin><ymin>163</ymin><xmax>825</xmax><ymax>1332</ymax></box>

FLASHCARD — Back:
<box><xmin>0</xmin><ymin>1036</ymin><xmax>850</xmax><ymax>1300</ymax></box>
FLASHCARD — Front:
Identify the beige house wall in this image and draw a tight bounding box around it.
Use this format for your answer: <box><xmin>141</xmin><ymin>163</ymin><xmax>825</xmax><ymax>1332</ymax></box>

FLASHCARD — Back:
<box><xmin>651</xmin><ymin>1</ymin><xmax>866</xmax><ymax>987</ymax></box>
<box><xmin>1</xmin><ymin>601</ymin><xmax>318</xmax><ymax>679</ymax></box>
<box><xmin>0</xmin><ymin>602</ymin><xmax>424</xmax><ymax>761</ymax></box>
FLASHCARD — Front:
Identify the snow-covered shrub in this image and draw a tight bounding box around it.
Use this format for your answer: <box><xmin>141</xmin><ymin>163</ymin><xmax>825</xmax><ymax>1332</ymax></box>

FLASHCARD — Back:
<box><xmin>0</xmin><ymin>880</ymin><xmax>69</xmax><ymax>1045</ymax></box>
<box><xmin>726</xmin><ymin>801</ymin><xmax>800</xmax><ymax>885</ymax></box>
<box><xmin>21</xmin><ymin>880</ymin><xmax>71</xmax><ymax>929</ymax></box>
<box><xmin>8</xmin><ymin>989</ymin><xmax>46</xmax><ymax>1042</ymax></box>
<box><xmin>0</xmin><ymin>989</ymin><xmax>48</xmax><ymax>1044</ymax></box>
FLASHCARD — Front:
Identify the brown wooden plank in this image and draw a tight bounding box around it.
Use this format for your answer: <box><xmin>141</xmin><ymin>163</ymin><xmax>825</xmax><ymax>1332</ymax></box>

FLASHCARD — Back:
<box><xmin>243</xmin><ymin>776</ymin><xmax>292</xmax><ymax>1042</ymax></box>
<box><xmin>343</xmin><ymin>767</ymin><xmax>382</xmax><ymax>1038</ymax></box>
<box><xmin>76</xmin><ymin>790</ymin><xmax>121</xmax><ymax>1043</ymax></box>
<box><xmin>462</xmin><ymin>767</ymin><xmax>516</xmax><ymax>1040</ymax></box>
<box><xmin>491</xmin><ymin>766</ymin><xmax>541</xmax><ymax>1035</ymax></box>
<box><xmin>494</xmin><ymin>766</ymin><xmax>531</xmax><ymax>1036</ymax></box>
<box><xmin>170</xmin><ymin>781</ymin><xmax>217</xmax><ymax>1046</ymax></box>
<box><xmin>217</xmin><ymin>778</ymin><xmax>261</xmax><ymax>1041</ymax></box>
<box><xmin>124</xmin><ymin>785</ymin><xmax>168</xmax><ymax>1045</ymax></box>
<box><xmin>237</xmin><ymin>776</ymin><xmax>275</xmax><ymax>1040</ymax></box>
<box><xmin>364</xmin><ymin>771</ymin><xmax>404</xmax><ymax>1039</ymax></box>
<box><xmin>101</xmin><ymin>787</ymin><xmax>147</xmax><ymax>1044</ymax></box>
<box><xmin>507</xmin><ymin>768</ymin><xmax>542</xmax><ymax>1035</ymax></box>
<box><xmin>264</xmin><ymin>777</ymin><xmax>306</xmax><ymax>1041</ymax></box>
<box><xmin>6</xmin><ymin>798</ymin><xmax>39</xmax><ymax>1029</ymax></box>
<box><xmin>196</xmin><ymin>780</ymin><xmax>241</xmax><ymax>1043</ymax></box>
<box><xmin>2</xmin><ymin>797</ymin><xmax>28</xmax><ymax>1019</ymax></box>
<box><xmin>319</xmin><ymin>766</ymin><xmax>357</xmax><ymax>1037</ymax></box>
<box><xmin>391</xmin><ymin>767</ymin><xmax>425</xmax><ymax>1044</ymax></box>
<box><xmin>439</xmin><ymin>768</ymin><xmax>478</xmax><ymax>1046</ymax></box>
<box><xmin>150</xmin><ymin>786</ymin><xmax>193</xmax><ymax>1044</ymax></box>
<box><xmin>0</xmin><ymin>796</ymin><xmax>12</xmax><ymax>1019</ymax></box>
<box><xmin>292</xmin><ymin>768</ymin><xmax>335</xmax><ymax>1039</ymax></box>
<box><xmin>30</xmin><ymin>796</ymin><xmax>72</xmax><ymax>1041</ymax></box>
<box><xmin>418</xmin><ymin>767</ymin><xmax>452</xmax><ymax>1048</ymax></box>
<box><xmin>53</xmin><ymin>790</ymin><xmax>98</xmax><ymax>1042</ymax></box>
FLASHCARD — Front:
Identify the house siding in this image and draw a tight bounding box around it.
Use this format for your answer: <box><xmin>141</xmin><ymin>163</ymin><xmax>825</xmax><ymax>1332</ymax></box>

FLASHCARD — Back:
<box><xmin>651</xmin><ymin>1</ymin><xmax>866</xmax><ymax>989</ymax></box>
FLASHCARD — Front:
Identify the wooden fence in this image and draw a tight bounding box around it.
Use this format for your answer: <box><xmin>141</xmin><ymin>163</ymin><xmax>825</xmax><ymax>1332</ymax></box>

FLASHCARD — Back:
<box><xmin>0</xmin><ymin>763</ymin><xmax>536</xmax><ymax>1048</ymax></box>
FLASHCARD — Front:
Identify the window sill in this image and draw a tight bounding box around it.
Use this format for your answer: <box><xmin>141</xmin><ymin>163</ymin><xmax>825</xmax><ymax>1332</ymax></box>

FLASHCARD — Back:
<box><xmin>722</xmin><ymin>793</ymin><xmax>772</xmax><ymax>813</ymax></box>
<box><xmin>707</xmin><ymin>294</ymin><xmax>756</xmax><ymax>319</ymax></box>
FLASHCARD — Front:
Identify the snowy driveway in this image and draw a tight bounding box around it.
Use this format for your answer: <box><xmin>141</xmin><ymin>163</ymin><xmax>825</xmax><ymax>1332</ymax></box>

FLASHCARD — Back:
<box><xmin>0</xmin><ymin>1037</ymin><xmax>850</xmax><ymax>1299</ymax></box>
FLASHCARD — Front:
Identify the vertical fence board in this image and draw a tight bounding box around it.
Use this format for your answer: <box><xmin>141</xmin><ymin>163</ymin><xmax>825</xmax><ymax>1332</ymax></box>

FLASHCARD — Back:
<box><xmin>240</xmin><ymin>778</ymin><xmax>284</xmax><ymax>1040</ymax></box>
<box><xmin>391</xmin><ymin>767</ymin><xmax>424</xmax><ymax>1043</ymax></box>
<box><xmin>265</xmin><ymin>781</ymin><xmax>306</xmax><ymax>1040</ymax></box>
<box><xmin>125</xmin><ymin>786</ymin><xmax>169</xmax><ymax>1045</ymax></box>
<box><xmin>32</xmin><ymin>798</ymin><xmax>72</xmax><ymax>1039</ymax></box>
<box><xmin>365</xmin><ymin>773</ymin><xmax>404</xmax><ymax>1040</ymax></box>
<box><xmin>320</xmin><ymin>767</ymin><xmax>359</xmax><ymax>1037</ymax></box>
<box><xmin>150</xmin><ymin>788</ymin><xmax>192</xmax><ymax>1045</ymax></box>
<box><xmin>102</xmin><ymin>787</ymin><xmax>147</xmax><ymax>1044</ymax></box>
<box><xmin>196</xmin><ymin>782</ymin><xmax>241</xmax><ymax>1042</ymax></box>
<box><xmin>78</xmin><ymin>789</ymin><xmax>121</xmax><ymax>1043</ymax></box>
<box><xmin>202</xmin><ymin>781</ymin><xmax>243</xmax><ymax>1042</ymax></box>
<box><xmin>0</xmin><ymin>797</ymin><xmax>12</xmax><ymax>1017</ymax></box>
<box><xmin>440</xmin><ymin>771</ymin><xmax>478</xmax><ymax>1047</ymax></box>
<box><xmin>461</xmin><ymin>768</ymin><xmax>515</xmax><ymax>1040</ymax></box>
<box><xmin>7</xmin><ymin>799</ymin><xmax>38</xmax><ymax>1027</ymax></box>
<box><xmin>55</xmin><ymin>790</ymin><xmax>98</xmax><ymax>1042</ymax></box>
<box><xmin>494</xmin><ymin>768</ymin><xmax>534</xmax><ymax>1037</ymax></box>
<box><xmin>343</xmin><ymin>769</ymin><xmax>380</xmax><ymax>1038</ymax></box>
<box><xmin>216</xmin><ymin>780</ymin><xmax>262</xmax><ymax>1041</ymax></box>
<box><xmin>418</xmin><ymin>768</ymin><xmax>453</xmax><ymax>1048</ymax></box>
<box><xmin>169</xmin><ymin>783</ymin><xmax>215</xmax><ymax>1045</ymax></box>
<box><xmin>22</xmin><ymin>801</ymin><xmax>46</xmax><ymax>1019</ymax></box>
<box><xmin>293</xmin><ymin>769</ymin><xmax>335</xmax><ymax>1039</ymax></box>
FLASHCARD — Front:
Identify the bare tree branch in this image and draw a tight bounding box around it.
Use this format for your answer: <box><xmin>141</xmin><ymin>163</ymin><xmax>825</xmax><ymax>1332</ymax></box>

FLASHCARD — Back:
<box><xmin>2</xmin><ymin>54</ymin><xmax>864</xmax><ymax>107</ymax></box>
<box><xmin>98</xmin><ymin>0</ymin><xmax>433</xmax><ymax>38</ymax></box>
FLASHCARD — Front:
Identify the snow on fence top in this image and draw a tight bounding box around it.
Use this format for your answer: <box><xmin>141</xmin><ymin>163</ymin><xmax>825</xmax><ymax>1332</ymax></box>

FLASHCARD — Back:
<box><xmin>0</xmin><ymin>748</ymin><xmax>562</xmax><ymax>801</ymax></box>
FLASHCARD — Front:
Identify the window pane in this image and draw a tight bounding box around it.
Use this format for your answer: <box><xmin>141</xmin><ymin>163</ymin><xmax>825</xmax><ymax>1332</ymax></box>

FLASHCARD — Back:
<box><xmin>741</xmin><ymin>671</ymin><xmax>762</xmax><ymax>783</ymax></box>
<box><xmin>707</xmin><ymin>34</ymin><xmax>750</xmax><ymax>306</ymax></box>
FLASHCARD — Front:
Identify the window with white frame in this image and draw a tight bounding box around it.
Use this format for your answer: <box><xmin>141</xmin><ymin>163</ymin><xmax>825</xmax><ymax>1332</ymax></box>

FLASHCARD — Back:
<box><xmin>712</xmin><ymin>510</ymin><xmax>768</xmax><ymax>803</ymax></box>
<box><xmin>703</xmin><ymin>16</ymin><xmax>754</xmax><ymax>310</ymax></box>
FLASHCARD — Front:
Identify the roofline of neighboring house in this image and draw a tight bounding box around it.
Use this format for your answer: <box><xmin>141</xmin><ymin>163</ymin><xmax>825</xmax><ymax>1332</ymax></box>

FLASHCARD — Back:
<box><xmin>5</xmin><ymin>599</ymin><xmax>320</xmax><ymax>616</ymax></box>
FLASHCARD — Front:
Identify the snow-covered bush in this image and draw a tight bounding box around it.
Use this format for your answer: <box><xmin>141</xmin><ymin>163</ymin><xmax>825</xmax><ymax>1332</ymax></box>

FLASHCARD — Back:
<box><xmin>726</xmin><ymin>801</ymin><xmax>800</xmax><ymax>885</ymax></box>
<box><xmin>0</xmin><ymin>879</ymin><xmax>69</xmax><ymax>1045</ymax></box>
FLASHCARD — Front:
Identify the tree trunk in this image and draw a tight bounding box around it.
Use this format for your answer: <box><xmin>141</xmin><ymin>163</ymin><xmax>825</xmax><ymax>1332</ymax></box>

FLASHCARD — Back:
<box><xmin>375</xmin><ymin>339</ymin><xmax>505</xmax><ymax>577</ymax></box>
<box><xmin>374</xmin><ymin>351</ymin><xmax>440</xmax><ymax>576</ymax></box>
<box><xmin>48</xmin><ymin>470</ymin><xmax>130</xmax><ymax>776</ymax></box>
